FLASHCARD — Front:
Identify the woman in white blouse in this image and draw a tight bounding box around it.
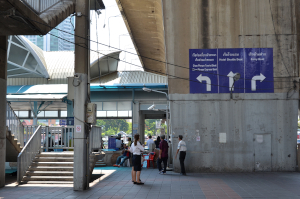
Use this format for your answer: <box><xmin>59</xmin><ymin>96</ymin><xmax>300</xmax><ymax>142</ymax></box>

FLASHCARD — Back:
<box><xmin>130</xmin><ymin>134</ymin><xmax>144</xmax><ymax>185</ymax></box>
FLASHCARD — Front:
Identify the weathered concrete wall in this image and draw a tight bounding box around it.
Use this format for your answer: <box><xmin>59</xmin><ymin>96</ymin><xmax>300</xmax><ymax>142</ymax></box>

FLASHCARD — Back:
<box><xmin>163</xmin><ymin>0</ymin><xmax>300</xmax><ymax>172</ymax></box>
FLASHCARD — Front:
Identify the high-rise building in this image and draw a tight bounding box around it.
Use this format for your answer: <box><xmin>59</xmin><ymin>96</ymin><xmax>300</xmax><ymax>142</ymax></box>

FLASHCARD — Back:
<box><xmin>24</xmin><ymin>16</ymin><xmax>75</xmax><ymax>51</ymax></box>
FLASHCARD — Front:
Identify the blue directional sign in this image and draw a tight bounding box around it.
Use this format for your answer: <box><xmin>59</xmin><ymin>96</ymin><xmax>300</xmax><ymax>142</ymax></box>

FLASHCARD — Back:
<box><xmin>189</xmin><ymin>49</ymin><xmax>218</xmax><ymax>93</ymax></box>
<box><xmin>245</xmin><ymin>48</ymin><xmax>274</xmax><ymax>93</ymax></box>
<box><xmin>189</xmin><ymin>48</ymin><xmax>273</xmax><ymax>93</ymax></box>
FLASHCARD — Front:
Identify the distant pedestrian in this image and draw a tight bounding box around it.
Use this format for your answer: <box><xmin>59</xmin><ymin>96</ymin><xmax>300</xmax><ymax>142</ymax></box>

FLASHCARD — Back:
<box><xmin>175</xmin><ymin>135</ymin><xmax>187</xmax><ymax>175</ymax></box>
<box><xmin>130</xmin><ymin>134</ymin><xmax>144</xmax><ymax>185</ymax></box>
<box><xmin>155</xmin><ymin>136</ymin><xmax>161</xmax><ymax>148</ymax></box>
<box><xmin>146</xmin><ymin>135</ymin><xmax>154</xmax><ymax>148</ymax></box>
<box><xmin>157</xmin><ymin>134</ymin><xmax>168</xmax><ymax>174</ymax></box>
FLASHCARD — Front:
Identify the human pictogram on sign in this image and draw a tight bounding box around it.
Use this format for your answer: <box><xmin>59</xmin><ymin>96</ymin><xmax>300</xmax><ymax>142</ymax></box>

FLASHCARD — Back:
<box><xmin>76</xmin><ymin>125</ymin><xmax>81</xmax><ymax>133</ymax></box>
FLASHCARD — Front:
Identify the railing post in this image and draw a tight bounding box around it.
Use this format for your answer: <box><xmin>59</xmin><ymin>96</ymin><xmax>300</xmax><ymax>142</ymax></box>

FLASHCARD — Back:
<box><xmin>46</xmin><ymin>126</ymin><xmax>49</xmax><ymax>152</ymax></box>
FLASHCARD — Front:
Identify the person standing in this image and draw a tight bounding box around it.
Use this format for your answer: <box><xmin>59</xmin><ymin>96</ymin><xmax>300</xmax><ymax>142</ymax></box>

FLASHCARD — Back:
<box><xmin>157</xmin><ymin>134</ymin><xmax>168</xmax><ymax>174</ymax></box>
<box><xmin>175</xmin><ymin>135</ymin><xmax>187</xmax><ymax>175</ymax></box>
<box><xmin>154</xmin><ymin>136</ymin><xmax>161</xmax><ymax>148</ymax></box>
<box><xmin>146</xmin><ymin>135</ymin><xmax>154</xmax><ymax>148</ymax></box>
<box><xmin>130</xmin><ymin>134</ymin><xmax>144</xmax><ymax>185</ymax></box>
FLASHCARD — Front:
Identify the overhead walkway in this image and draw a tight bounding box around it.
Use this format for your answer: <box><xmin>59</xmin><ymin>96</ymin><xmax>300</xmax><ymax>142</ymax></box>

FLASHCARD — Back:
<box><xmin>0</xmin><ymin>0</ymin><xmax>105</xmax><ymax>35</ymax></box>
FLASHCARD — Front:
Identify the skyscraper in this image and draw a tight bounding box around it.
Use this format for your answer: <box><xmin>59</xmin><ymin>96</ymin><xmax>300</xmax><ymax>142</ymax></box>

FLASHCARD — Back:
<box><xmin>24</xmin><ymin>16</ymin><xmax>75</xmax><ymax>51</ymax></box>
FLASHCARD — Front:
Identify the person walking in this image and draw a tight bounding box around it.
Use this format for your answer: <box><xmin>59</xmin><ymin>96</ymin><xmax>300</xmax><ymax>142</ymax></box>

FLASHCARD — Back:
<box><xmin>175</xmin><ymin>135</ymin><xmax>187</xmax><ymax>175</ymax></box>
<box><xmin>146</xmin><ymin>135</ymin><xmax>154</xmax><ymax>147</ymax></box>
<box><xmin>157</xmin><ymin>134</ymin><xmax>168</xmax><ymax>174</ymax></box>
<box><xmin>130</xmin><ymin>134</ymin><xmax>144</xmax><ymax>185</ymax></box>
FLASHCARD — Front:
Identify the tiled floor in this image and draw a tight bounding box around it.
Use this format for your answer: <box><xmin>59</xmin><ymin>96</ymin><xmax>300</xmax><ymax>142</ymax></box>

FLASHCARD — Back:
<box><xmin>1</xmin><ymin>167</ymin><xmax>300</xmax><ymax>199</ymax></box>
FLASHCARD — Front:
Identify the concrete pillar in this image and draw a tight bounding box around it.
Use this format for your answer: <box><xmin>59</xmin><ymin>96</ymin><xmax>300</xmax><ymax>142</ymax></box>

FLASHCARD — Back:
<box><xmin>32</xmin><ymin>101</ymin><xmax>38</xmax><ymax>125</ymax></box>
<box><xmin>0</xmin><ymin>36</ymin><xmax>7</xmax><ymax>188</ymax></box>
<box><xmin>132</xmin><ymin>102</ymin><xmax>140</xmax><ymax>140</ymax></box>
<box><xmin>67</xmin><ymin>77</ymin><xmax>74</xmax><ymax>117</ymax></box>
<box><xmin>139</xmin><ymin>114</ymin><xmax>145</xmax><ymax>144</ymax></box>
<box><xmin>73</xmin><ymin>0</ymin><xmax>90</xmax><ymax>191</ymax></box>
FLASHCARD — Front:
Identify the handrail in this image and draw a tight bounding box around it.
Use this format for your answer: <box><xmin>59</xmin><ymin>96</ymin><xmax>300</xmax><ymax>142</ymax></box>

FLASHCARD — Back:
<box><xmin>17</xmin><ymin>125</ymin><xmax>42</xmax><ymax>184</ymax></box>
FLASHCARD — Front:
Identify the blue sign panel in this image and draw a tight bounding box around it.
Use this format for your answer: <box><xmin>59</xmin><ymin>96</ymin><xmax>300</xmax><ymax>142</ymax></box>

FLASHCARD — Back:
<box><xmin>67</xmin><ymin>117</ymin><xmax>74</xmax><ymax>125</ymax></box>
<box><xmin>189</xmin><ymin>49</ymin><xmax>218</xmax><ymax>93</ymax></box>
<box><xmin>245</xmin><ymin>48</ymin><xmax>274</xmax><ymax>93</ymax></box>
<box><xmin>218</xmin><ymin>49</ymin><xmax>245</xmax><ymax>93</ymax></box>
<box><xmin>59</xmin><ymin>119</ymin><xmax>66</xmax><ymax>126</ymax></box>
<box><xmin>189</xmin><ymin>48</ymin><xmax>273</xmax><ymax>93</ymax></box>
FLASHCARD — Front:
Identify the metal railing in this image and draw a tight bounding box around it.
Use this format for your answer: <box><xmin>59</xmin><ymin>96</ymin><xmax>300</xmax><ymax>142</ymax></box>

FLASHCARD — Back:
<box><xmin>6</xmin><ymin>103</ymin><xmax>24</xmax><ymax>147</ymax></box>
<box><xmin>17</xmin><ymin>125</ymin><xmax>42</xmax><ymax>184</ymax></box>
<box><xmin>21</xmin><ymin>0</ymin><xmax>62</xmax><ymax>15</ymax></box>
<box><xmin>89</xmin><ymin>126</ymin><xmax>102</xmax><ymax>153</ymax></box>
<box><xmin>44</xmin><ymin>126</ymin><xmax>74</xmax><ymax>151</ymax></box>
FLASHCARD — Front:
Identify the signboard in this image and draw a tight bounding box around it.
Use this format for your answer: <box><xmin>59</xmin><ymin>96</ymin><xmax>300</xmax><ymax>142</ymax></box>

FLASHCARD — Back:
<box><xmin>59</xmin><ymin>119</ymin><xmax>66</xmax><ymax>126</ymax></box>
<box><xmin>190</xmin><ymin>48</ymin><xmax>273</xmax><ymax>93</ymax></box>
<box><xmin>67</xmin><ymin>117</ymin><xmax>74</xmax><ymax>125</ymax></box>
<box><xmin>76</xmin><ymin>125</ymin><xmax>81</xmax><ymax>133</ymax></box>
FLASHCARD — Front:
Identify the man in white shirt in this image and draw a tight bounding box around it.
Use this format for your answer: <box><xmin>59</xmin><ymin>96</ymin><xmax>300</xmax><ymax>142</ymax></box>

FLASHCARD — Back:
<box><xmin>175</xmin><ymin>135</ymin><xmax>187</xmax><ymax>175</ymax></box>
<box><xmin>146</xmin><ymin>135</ymin><xmax>154</xmax><ymax>148</ymax></box>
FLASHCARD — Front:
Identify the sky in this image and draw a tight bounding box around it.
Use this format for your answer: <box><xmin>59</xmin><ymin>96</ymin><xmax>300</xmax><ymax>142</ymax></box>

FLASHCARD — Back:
<box><xmin>90</xmin><ymin>0</ymin><xmax>143</xmax><ymax>71</ymax></box>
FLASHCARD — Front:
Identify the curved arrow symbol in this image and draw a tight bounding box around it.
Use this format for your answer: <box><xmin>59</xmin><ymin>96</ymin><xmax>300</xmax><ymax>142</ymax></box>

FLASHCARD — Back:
<box><xmin>251</xmin><ymin>73</ymin><xmax>266</xmax><ymax>91</ymax></box>
<box><xmin>197</xmin><ymin>74</ymin><xmax>211</xmax><ymax>91</ymax></box>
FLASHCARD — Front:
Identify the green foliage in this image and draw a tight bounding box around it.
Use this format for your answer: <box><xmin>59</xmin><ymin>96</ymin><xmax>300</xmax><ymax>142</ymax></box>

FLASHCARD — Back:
<box><xmin>97</xmin><ymin>119</ymin><xmax>129</xmax><ymax>136</ymax></box>
<box><xmin>97</xmin><ymin>119</ymin><xmax>165</xmax><ymax>137</ymax></box>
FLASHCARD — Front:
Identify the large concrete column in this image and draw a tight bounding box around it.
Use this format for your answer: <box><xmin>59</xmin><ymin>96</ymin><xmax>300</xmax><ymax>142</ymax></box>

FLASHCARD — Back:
<box><xmin>163</xmin><ymin>0</ymin><xmax>299</xmax><ymax>172</ymax></box>
<box><xmin>0</xmin><ymin>36</ymin><xmax>7</xmax><ymax>188</ymax></box>
<box><xmin>73</xmin><ymin>0</ymin><xmax>90</xmax><ymax>191</ymax></box>
<box><xmin>132</xmin><ymin>102</ymin><xmax>140</xmax><ymax>140</ymax></box>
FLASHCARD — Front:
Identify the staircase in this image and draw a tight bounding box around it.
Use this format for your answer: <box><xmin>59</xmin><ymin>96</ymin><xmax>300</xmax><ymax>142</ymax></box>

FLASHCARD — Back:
<box><xmin>6</xmin><ymin>128</ymin><xmax>23</xmax><ymax>162</ymax></box>
<box><xmin>22</xmin><ymin>152</ymin><xmax>74</xmax><ymax>183</ymax></box>
<box><xmin>95</xmin><ymin>159</ymin><xmax>106</xmax><ymax>167</ymax></box>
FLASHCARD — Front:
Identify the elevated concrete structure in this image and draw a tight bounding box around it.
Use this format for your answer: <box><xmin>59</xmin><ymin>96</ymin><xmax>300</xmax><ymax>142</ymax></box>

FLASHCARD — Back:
<box><xmin>163</xmin><ymin>0</ymin><xmax>299</xmax><ymax>172</ymax></box>
<box><xmin>116</xmin><ymin>0</ymin><xmax>166</xmax><ymax>75</ymax></box>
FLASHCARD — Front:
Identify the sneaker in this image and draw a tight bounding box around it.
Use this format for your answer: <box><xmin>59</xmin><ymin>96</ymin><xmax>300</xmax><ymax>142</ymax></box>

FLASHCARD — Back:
<box><xmin>161</xmin><ymin>172</ymin><xmax>166</xmax><ymax>175</ymax></box>
<box><xmin>117</xmin><ymin>165</ymin><xmax>120</xmax><ymax>167</ymax></box>
<box><xmin>113</xmin><ymin>164</ymin><xmax>118</xmax><ymax>167</ymax></box>
<box><xmin>158</xmin><ymin>170</ymin><xmax>163</xmax><ymax>174</ymax></box>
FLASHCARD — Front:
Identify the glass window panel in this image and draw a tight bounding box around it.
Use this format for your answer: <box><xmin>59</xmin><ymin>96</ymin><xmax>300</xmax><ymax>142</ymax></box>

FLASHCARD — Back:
<box><xmin>118</xmin><ymin>111</ymin><xmax>128</xmax><ymax>117</ymax></box>
<box><xmin>107</xmin><ymin>111</ymin><xmax>117</xmax><ymax>117</ymax></box>
<box><xmin>11</xmin><ymin>36</ymin><xmax>24</xmax><ymax>46</ymax></box>
<box><xmin>60</xmin><ymin>111</ymin><xmax>67</xmax><ymax>117</ymax></box>
<box><xmin>129</xmin><ymin>111</ymin><xmax>132</xmax><ymax>117</ymax></box>
<box><xmin>18</xmin><ymin>111</ymin><xmax>28</xmax><ymax>117</ymax></box>
<box><xmin>97</xmin><ymin>111</ymin><xmax>106</xmax><ymax>117</ymax></box>
<box><xmin>117</xmin><ymin>101</ymin><xmax>131</xmax><ymax>111</ymax></box>
<box><xmin>103</xmin><ymin>102</ymin><xmax>116</xmax><ymax>111</ymax></box>
<box><xmin>8</xmin><ymin>44</ymin><xmax>28</xmax><ymax>66</ymax></box>
<box><xmin>94</xmin><ymin>102</ymin><xmax>102</xmax><ymax>110</ymax></box>
<box><xmin>24</xmin><ymin>53</ymin><xmax>38</xmax><ymax>71</ymax></box>
<box><xmin>31</xmin><ymin>111</ymin><xmax>44</xmax><ymax>118</ymax></box>
<box><xmin>45</xmin><ymin>111</ymin><xmax>58</xmax><ymax>117</ymax></box>
<box><xmin>14</xmin><ymin>111</ymin><xmax>19</xmax><ymax>117</ymax></box>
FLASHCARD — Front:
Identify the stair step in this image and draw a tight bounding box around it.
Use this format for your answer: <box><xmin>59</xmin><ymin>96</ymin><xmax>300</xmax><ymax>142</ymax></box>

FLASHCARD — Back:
<box><xmin>26</xmin><ymin>171</ymin><xmax>73</xmax><ymax>176</ymax></box>
<box><xmin>22</xmin><ymin>176</ymin><xmax>73</xmax><ymax>181</ymax></box>
<box><xmin>34</xmin><ymin>157</ymin><xmax>74</xmax><ymax>162</ymax></box>
<box><xmin>37</xmin><ymin>152</ymin><xmax>74</xmax><ymax>157</ymax></box>
<box><xmin>24</xmin><ymin>181</ymin><xmax>73</xmax><ymax>184</ymax></box>
<box><xmin>31</xmin><ymin>162</ymin><xmax>74</xmax><ymax>167</ymax></box>
<box><xmin>28</xmin><ymin>166</ymin><xmax>73</xmax><ymax>171</ymax></box>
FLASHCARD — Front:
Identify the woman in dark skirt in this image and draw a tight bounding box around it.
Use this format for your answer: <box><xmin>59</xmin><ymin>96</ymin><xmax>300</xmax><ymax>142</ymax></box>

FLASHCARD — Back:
<box><xmin>130</xmin><ymin>134</ymin><xmax>144</xmax><ymax>185</ymax></box>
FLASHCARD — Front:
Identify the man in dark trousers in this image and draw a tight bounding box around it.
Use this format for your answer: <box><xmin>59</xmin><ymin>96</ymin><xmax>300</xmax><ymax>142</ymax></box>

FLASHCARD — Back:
<box><xmin>157</xmin><ymin>134</ymin><xmax>168</xmax><ymax>174</ymax></box>
<box><xmin>175</xmin><ymin>135</ymin><xmax>187</xmax><ymax>175</ymax></box>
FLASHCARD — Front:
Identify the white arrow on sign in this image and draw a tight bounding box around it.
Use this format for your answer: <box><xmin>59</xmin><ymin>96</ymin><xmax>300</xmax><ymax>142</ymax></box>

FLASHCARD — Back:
<box><xmin>197</xmin><ymin>74</ymin><xmax>211</xmax><ymax>91</ymax></box>
<box><xmin>251</xmin><ymin>73</ymin><xmax>266</xmax><ymax>91</ymax></box>
<box><xmin>227</xmin><ymin>71</ymin><xmax>235</xmax><ymax>91</ymax></box>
